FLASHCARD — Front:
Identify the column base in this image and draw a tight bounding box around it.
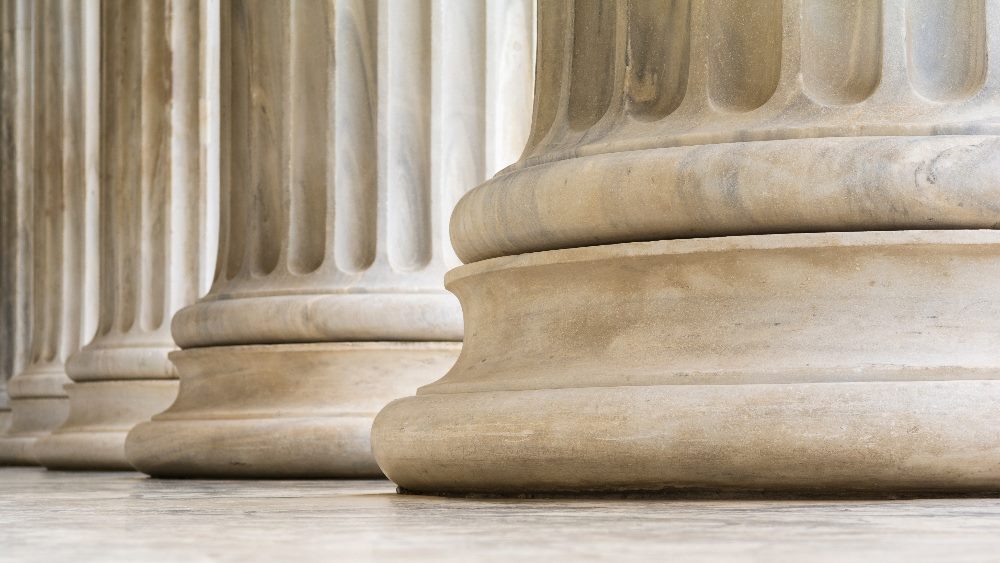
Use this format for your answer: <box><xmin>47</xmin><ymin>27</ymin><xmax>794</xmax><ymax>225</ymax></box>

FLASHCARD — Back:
<box><xmin>375</xmin><ymin>381</ymin><xmax>1000</xmax><ymax>496</ymax></box>
<box><xmin>0</xmin><ymin>398</ymin><xmax>69</xmax><ymax>465</ymax></box>
<box><xmin>126</xmin><ymin>342</ymin><xmax>461</xmax><ymax>478</ymax></box>
<box><xmin>372</xmin><ymin>230</ymin><xmax>1000</xmax><ymax>495</ymax></box>
<box><xmin>35</xmin><ymin>381</ymin><xmax>179</xmax><ymax>470</ymax></box>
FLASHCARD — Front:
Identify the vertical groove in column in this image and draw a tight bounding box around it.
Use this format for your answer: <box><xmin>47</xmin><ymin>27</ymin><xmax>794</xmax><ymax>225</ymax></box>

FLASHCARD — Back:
<box><xmin>140</xmin><ymin>0</ymin><xmax>169</xmax><ymax>331</ymax></box>
<box><xmin>520</xmin><ymin>0</ymin><xmax>568</xmax><ymax>159</ymax></box>
<box><xmin>171</xmin><ymin>0</ymin><xmax>210</xmax><ymax>311</ymax></box>
<box><xmin>802</xmin><ymin>0</ymin><xmax>882</xmax><ymax>105</ymax></box>
<box><xmin>287</xmin><ymin>0</ymin><xmax>329</xmax><ymax>275</ymax></box>
<box><xmin>247</xmin><ymin>0</ymin><xmax>288</xmax><ymax>277</ymax></box>
<box><xmin>113</xmin><ymin>0</ymin><xmax>141</xmax><ymax>335</ymax></box>
<box><xmin>383</xmin><ymin>0</ymin><xmax>432</xmax><ymax>273</ymax></box>
<box><xmin>333</xmin><ymin>0</ymin><xmax>378</xmax><ymax>274</ymax></box>
<box><xmin>96</xmin><ymin>1</ymin><xmax>116</xmax><ymax>339</ymax></box>
<box><xmin>707</xmin><ymin>0</ymin><xmax>782</xmax><ymax>111</ymax></box>
<box><xmin>59</xmin><ymin>0</ymin><xmax>85</xmax><ymax>355</ymax></box>
<box><xmin>19</xmin><ymin>0</ymin><xmax>34</xmax><ymax>368</ymax></box>
<box><xmin>33</xmin><ymin>0</ymin><xmax>63</xmax><ymax>365</ymax></box>
<box><xmin>221</xmin><ymin>0</ymin><xmax>244</xmax><ymax>282</ymax></box>
<box><xmin>81</xmin><ymin>0</ymin><xmax>99</xmax><ymax>344</ymax></box>
<box><xmin>566</xmin><ymin>0</ymin><xmax>616</xmax><ymax>130</ymax></box>
<box><xmin>484</xmin><ymin>0</ymin><xmax>532</xmax><ymax>177</ymax></box>
<box><xmin>905</xmin><ymin>0</ymin><xmax>987</xmax><ymax>101</ymax></box>
<box><xmin>624</xmin><ymin>0</ymin><xmax>690</xmax><ymax>120</ymax></box>
<box><xmin>199</xmin><ymin>0</ymin><xmax>220</xmax><ymax>295</ymax></box>
<box><xmin>433</xmin><ymin>0</ymin><xmax>484</xmax><ymax>267</ymax></box>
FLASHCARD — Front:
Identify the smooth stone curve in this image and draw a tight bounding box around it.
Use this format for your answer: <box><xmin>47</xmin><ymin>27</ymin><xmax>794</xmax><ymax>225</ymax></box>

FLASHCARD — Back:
<box><xmin>373</xmin><ymin>230</ymin><xmax>1000</xmax><ymax>495</ymax></box>
<box><xmin>171</xmin><ymin>293</ymin><xmax>463</xmax><ymax>348</ymax></box>
<box><xmin>452</xmin><ymin>136</ymin><xmax>1000</xmax><ymax>263</ymax></box>
<box><xmin>374</xmin><ymin>380</ymin><xmax>1000</xmax><ymax>495</ymax></box>
<box><xmin>36</xmin><ymin>380</ymin><xmax>179</xmax><ymax>470</ymax></box>
<box><xmin>66</xmin><ymin>345</ymin><xmax>176</xmax><ymax>381</ymax></box>
<box><xmin>127</xmin><ymin>342</ymin><xmax>460</xmax><ymax>478</ymax></box>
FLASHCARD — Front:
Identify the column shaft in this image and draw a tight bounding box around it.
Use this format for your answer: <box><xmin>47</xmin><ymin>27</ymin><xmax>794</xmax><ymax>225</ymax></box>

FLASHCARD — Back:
<box><xmin>36</xmin><ymin>0</ymin><xmax>218</xmax><ymax>469</ymax></box>
<box><xmin>0</xmin><ymin>0</ymin><xmax>98</xmax><ymax>465</ymax></box>
<box><xmin>127</xmin><ymin>0</ymin><xmax>535</xmax><ymax>477</ymax></box>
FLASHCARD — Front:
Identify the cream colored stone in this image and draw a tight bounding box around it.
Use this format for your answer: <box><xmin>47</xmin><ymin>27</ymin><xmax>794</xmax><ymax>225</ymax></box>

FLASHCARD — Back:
<box><xmin>0</xmin><ymin>0</ymin><xmax>98</xmax><ymax>466</ymax></box>
<box><xmin>126</xmin><ymin>0</ymin><xmax>534</xmax><ymax>477</ymax></box>
<box><xmin>375</xmin><ymin>231</ymin><xmax>1000</xmax><ymax>494</ymax></box>
<box><xmin>35</xmin><ymin>381</ymin><xmax>178</xmax><ymax>470</ymax></box>
<box><xmin>451</xmin><ymin>0</ymin><xmax>1000</xmax><ymax>263</ymax></box>
<box><xmin>128</xmin><ymin>343</ymin><xmax>460</xmax><ymax>477</ymax></box>
<box><xmin>0</xmin><ymin>0</ymin><xmax>28</xmax><ymax>434</ymax></box>
<box><xmin>373</xmin><ymin>2</ymin><xmax>1000</xmax><ymax>494</ymax></box>
<box><xmin>36</xmin><ymin>0</ymin><xmax>217</xmax><ymax>470</ymax></box>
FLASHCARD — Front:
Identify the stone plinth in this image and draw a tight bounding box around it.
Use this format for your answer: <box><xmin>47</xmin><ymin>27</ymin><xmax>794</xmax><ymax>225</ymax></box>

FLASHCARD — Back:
<box><xmin>0</xmin><ymin>0</ymin><xmax>97</xmax><ymax>466</ymax></box>
<box><xmin>126</xmin><ymin>0</ymin><xmax>534</xmax><ymax>477</ymax></box>
<box><xmin>373</xmin><ymin>1</ymin><xmax>1000</xmax><ymax>495</ymax></box>
<box><xmin>36</xmin><ymin>0</ymin><xmax>217</xmax><ymax>470</ymax></box>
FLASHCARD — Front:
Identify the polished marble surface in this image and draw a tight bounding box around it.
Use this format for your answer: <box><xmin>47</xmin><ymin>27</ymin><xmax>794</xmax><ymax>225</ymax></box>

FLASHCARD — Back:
<box><xmin>1</xmin><ymin>467</ymin><xmax>999</xmax><ymax>562</ymax></box>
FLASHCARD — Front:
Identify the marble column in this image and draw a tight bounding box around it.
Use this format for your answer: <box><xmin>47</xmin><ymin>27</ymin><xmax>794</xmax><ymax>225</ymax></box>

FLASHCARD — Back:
<box><xmin>0</xmin><ymin>0</ymin><xmax>29</xmax><ymax>438</ymax></box>
<box><xmin>126</xmin><ymin>0</ymin><xmax>535</xmax><ymax>477</ymax></box>
<box><xmin>0</xmin><ymin>0</ymin><xmax>98</xmax><ymax>466</ymax></box>
<box><xmin>35</xmin><ymin>0</ymin><xmax>218</xmax><ymax>469</ymax></box>
<box><xmin>373</xmin><ymin>0</ymin><xmax>1000</xmax><ymax>495</ymax></box>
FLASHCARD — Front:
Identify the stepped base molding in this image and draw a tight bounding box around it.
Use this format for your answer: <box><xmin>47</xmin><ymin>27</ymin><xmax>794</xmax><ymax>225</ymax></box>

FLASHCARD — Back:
<box><xmin>0</xmin><ymin>397</ymin><xmax>69</xmax><ymax>465</ymax></box>
<box><xmin>127</xmin><ymin>342</ymin><xmax>461</xmax><ymax>478</ymax></box>
<box><xmin>36</xmin><ymin>381</ymin><xmax>179</xmax><ymax>470</ymax></box>
<box><xmin>453</xmin><ymin>136</ymin><xmax>1000</xmax><ymax>263</ymax></box>
<box><xmin>373</xmin><ymin>230</ymin><xmax>1000</xmax><ymax>495</ymax></box>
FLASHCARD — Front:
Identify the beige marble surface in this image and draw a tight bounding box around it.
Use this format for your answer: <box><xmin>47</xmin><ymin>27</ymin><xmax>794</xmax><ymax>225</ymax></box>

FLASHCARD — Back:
<box><xmin>452</xmin><ymin>0</ymin><xmax>1000</xmax><ymax>264</ymax></box>
<box><xmin>1</xmin><ymin>468</ymin><xmax>999</xmax><ymax>562</ymax></box>
<box><xmin>127</xmin><ymin>343</ymin><xmax>460</xmax><ymax>477</ymax></box>
<box><xmin>0</xmin><ymin>0</ymin><xmax>99</xmax><ymax>465</ymax></box>
<box><xmin>130</xmin><ymin>0</ymin><xmax>533</xmax><ymax>478</ymax></box>
<box><xmin>382</xmin><ymin>1</ymin><xmax>1000</xmax><ymax>496</ymax></box>
<box><xmin>374</xmin><ymin>230</ymin><xmax>1000</xmax><ymax>495</ymax></box>
<box><xmin>170</xmin><ymin>0</ymin><xmax>535</xmax><ymax>349</ymax></box>
<box><xmin>37</xmin><ymin>0</ymin><xmax>218</xmax><ymax>471</ymax></box>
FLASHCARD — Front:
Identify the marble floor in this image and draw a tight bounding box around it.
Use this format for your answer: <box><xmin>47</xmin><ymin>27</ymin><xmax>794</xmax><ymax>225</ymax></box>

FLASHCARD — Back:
<box><xmin>2</xmin><ymin>468</ymin><xmax>1000</xmax><ymax>562</ymax></box>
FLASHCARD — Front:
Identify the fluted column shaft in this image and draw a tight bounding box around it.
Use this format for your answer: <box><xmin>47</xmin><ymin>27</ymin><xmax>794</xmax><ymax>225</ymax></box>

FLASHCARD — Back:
<box><xmin>127</xmin><ymin>0</ymin><xmax>535</xmax><ymax>477</ymax></box>
<box><xmin>0</xmin><ymin>0</ymin><xmax>98</xmax><ymax>466</ymax></box>
<box><xmin>373</xmin><ymin>0</ymin><xmax>1000</xmax><ymax>495</ymax></box>
<box><xmin>168</xmin><ymin>0</ymin><xmax>534</xmax><ymax>346</ymax></box>
<box><xmin>0</xmin><ymin>0</ymin><xmax>30</xmax><ymax>436</ymax></box>
<box><xmin>36</xmin><ymin>0</ymin><xmax>218</xmax><ymax>469</ymax></box>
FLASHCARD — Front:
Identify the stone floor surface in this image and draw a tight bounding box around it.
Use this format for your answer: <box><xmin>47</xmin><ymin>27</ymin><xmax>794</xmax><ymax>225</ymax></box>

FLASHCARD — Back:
<box><xmin>2</xmin><ymin>467</ymin><xmax>1000</xmax><ymax>562</ymax></box>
